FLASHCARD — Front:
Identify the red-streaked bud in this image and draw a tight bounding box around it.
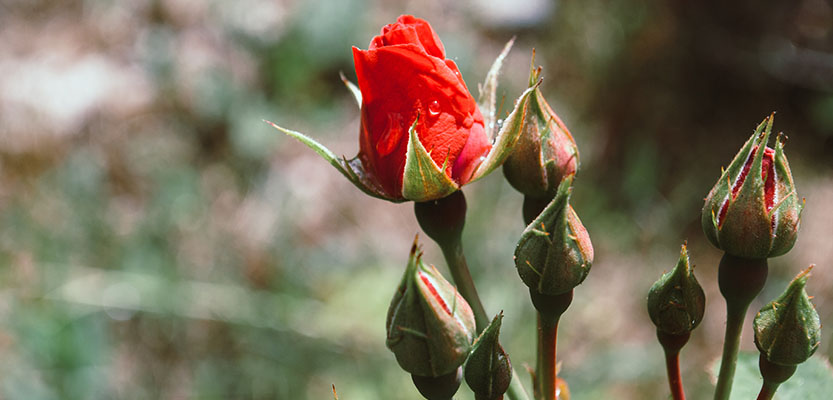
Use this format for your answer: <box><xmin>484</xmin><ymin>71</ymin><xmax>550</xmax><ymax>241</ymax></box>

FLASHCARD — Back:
<box><xmin>701</xmin><ymin>114</ymin><xmax>803</xmax><ymax>258</ymax></box>
<box><xmin>386</xmin><ymin>237</ymin><xmax>476</xmax><ymax>377</ymax></box>
<box><xmin>514</xmin><ymin>175</ymin><xmax>593</xmax><ymax>295</ymax></box>
<box><xmin>502</xmin><ymin>59</ymin><xmax>578</xmax><ymax>199</ymax></box>
<box><xmin>754</xmin><ymin>266</ymin><xmax>821</xmax><ymax>366</ymax></box>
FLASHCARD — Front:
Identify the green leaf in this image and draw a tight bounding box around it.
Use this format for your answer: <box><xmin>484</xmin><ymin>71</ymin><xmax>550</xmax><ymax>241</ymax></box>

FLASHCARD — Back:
<box><xmin>401</xmin><ymin>117</ymin><xmax>460</xmax><ymax>201</ymax></box>
<box><xmin>710</xmin><ymin>352</ymin><xmax>833</xmax><ymax>399</ymax></box>
<box><xmin>339</xmin><ymin>71</ymin><xmax>362</xmax><ymax>108</ymax></box>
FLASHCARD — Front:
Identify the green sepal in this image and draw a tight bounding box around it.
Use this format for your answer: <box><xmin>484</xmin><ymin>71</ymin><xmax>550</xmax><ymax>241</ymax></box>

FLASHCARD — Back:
<box><xmin>720</xmin><ymin>115</ymin><xmax>773</xmax><ymax>257</ymax></box>
<box><xmin>464</xmin><ymin>312</ymin><xmax>512</xmax><ymax>400</ymax></box>
<box><xmin>754</xmin><ymin>266</ymin><xmax>821</xmax><ymax>366</ymax></box>
<box><xmin>469</xmin><ymin>80</ymin><xmax>540</xmax><ymax>184</ymax></box>
<box><xmin>515</xmin><ymin>175</ymin><xmax>594</xmax><ymax>295</ymax></box>
<box><xmin>478</xmin><ymin>38</ymin><xmax>515</xmax><ymax>140</ymax></box>
<box><xmin>401</xmin><ymin>117</ymin><xmax>461</xmax><ymax>201</ymax></box>
<box><xmin>338</xmin><ymin>71</ymin><xmax>362</xmax><ymax>108</ymax></box>
<box><xmin>266</xmin><ymin>120</ymin><xmax>401</xmax><ymax>202</ymax></box>
<box><xmin>647</xmin><ymin>243</ymin><xmax>706</xmax><ymax>335</ymax></box>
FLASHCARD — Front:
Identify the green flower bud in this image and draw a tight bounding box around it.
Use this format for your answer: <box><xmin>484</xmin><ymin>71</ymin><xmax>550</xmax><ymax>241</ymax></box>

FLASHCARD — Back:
<box><xmin>647</xmin><ymin>243</ymin><xmax>706</xmax><ymax>335</ymax></box>
<box><xmin>515</xmin><ymin>175</ymin><xmax>593</xmax><ymax>295</ymax></box>
<box><xmin>464</xmin><ymin>313</ymin><xmax>512</xmax><ymax>400</ymax></box>
<box><xmin>701</xmin><ymin>114</ymin><xmax>803</xmax><ymax>258</ymax></box>
<box><xmin>503</xmin><ymin>61</ymin><xmax>578</xmax><ymax>199</ymax></box>
<box><xmin>386</xmin><ymin>238</ymin><xmax>476</xmax><ymax>377</ymax></box>
<box><xmin>754</xmin><ymin>266</ymin><xmax>821</xmax><ymax>366</ymax></box>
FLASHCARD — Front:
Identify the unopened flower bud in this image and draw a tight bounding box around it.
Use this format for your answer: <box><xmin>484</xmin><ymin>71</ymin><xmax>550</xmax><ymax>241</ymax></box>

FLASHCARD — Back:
<box><xmin>647</xmin><ymin>243</ymin><xmax>706</xmax><ymax>335</ymax></box>
<box><xmin>515</xmin><ymin>175</ymin><xmax>593</xmax><ymax>295</ymax></box>
<box><xmin>754</xmin><ymin>266</ymin><xmax>821</xmax><ymax>366</ymax></box>
<box><xmin>702</xmin><ymin>114</ymin><xmax>803</xmax><ymax>259</ymax></box>
<box><xmin>386</xmin><ymin>237</ymin><xmax>476</xmax><ymax>377</ymax></box>
<box><xmin>465</xmin><ymin>313</ymin><xmax>512</xmax><ymax>400</ymax></box>
<box><xmin>503</xmin><ymin>62</ymin><xmax>578</xmax><ymax>199</ymax></box>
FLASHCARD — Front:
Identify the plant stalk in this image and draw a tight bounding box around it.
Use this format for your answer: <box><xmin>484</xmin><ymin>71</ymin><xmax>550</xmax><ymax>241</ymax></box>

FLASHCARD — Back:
<box><xmin>438</xmin><ymin>237</ymin><xmax>530</xmax><ymax>400</ymax></box>
<box><xmin>529</xmin><ymin>290</ymin><xmax>573</xmax><ymax>400</ymax></box>
<box><xmin>756</xmin><ymin>381</ymin><xmax>779</xmax><ymax>400</ymax></box>
<box><xmin>657</xmin><ymin>330</ymin><xmax>690</xmax><ymax>400</ymax></box>
<box><xmin>756</xmin><ymin>353</ymin><xmax>796</xmax><ymax>400</ymax></box>
<box><xmin>537</xmin><ymin>313</ymin><xmax>560</xmax><ymax>400</ymax></box>
<box><xmin>713</xmin><ymin>254</ymin><xmax>768</xmax><ymax>400</ymax></box>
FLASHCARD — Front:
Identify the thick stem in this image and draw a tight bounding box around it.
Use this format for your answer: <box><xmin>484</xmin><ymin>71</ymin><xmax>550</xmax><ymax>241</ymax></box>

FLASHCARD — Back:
<box><xmin>713</xmin><ymin>254</ymin><xmax>768</xmax><ymax>400</ymax></box>
<box><xmin>657</xmin><ymin>330</ymin><xmax>690</xmax><ymax>400</ymax></box>
<box><xmin>415</xmin><ymin>193</ymin><xmax>532</xmax><ymax>400</ymax></box>
<box><xmin>530</xmin><ymin>290</ymin><xmax>573</xmax><ymax>400</ymax></box>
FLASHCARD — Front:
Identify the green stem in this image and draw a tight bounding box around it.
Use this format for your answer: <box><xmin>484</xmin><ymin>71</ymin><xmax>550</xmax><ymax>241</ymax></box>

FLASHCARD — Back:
<box><xmin>440</xmin><ymin>240</ymin><xmax>489</xmax><ymax>330</ymax></box>
<box><xmin>713</xmin><ymin>254</ymin><xmax>768</xmax><ymax>400</ymax></box>
<box><xmin>439</xmin><ymin>237</ymin><xmax>530</xmax><ymax>400</ymax></box>
<box><xmin>415</xmin><ymin>193</ymin><xmax>531</xmax><ymax>400</ymax></box>
<box><xmin>529</xmin><ymin>290</ymin><xmax>573</xmax><ymax>400</ymax></box>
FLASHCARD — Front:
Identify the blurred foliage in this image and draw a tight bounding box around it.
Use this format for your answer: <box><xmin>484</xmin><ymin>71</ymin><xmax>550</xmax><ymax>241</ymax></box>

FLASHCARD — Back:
<box><xmin>711</xmin><ymin>352</ymin><xmax>833</xmax><ymax>399</ymax></box>
<box><xmin>1</xmin><ymin>0</ymin><xmax>832</xmax><ymax>399</ymax></box>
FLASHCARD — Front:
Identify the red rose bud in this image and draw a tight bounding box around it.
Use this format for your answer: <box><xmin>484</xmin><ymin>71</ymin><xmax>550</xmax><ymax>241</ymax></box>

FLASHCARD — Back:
<box><xmin>503</xmin><ymin>58</ymin><xmax>578</xmax><ymax>199</ymax></box>
<box><xmin>701</xmin><ymin>114</ymin><xmax>803</xmax><ymax>259</ymax></box>
<box><xmin>464</xmin><ymin>313</ymin><xmax>512</xmax><ymax>400</ymax></box>
<box><xmin>269</xmin><ymin>16</ymin><xmax>539</xmax><ymax>202</ymax></box>
<box><xmin>386</xmin><ymin>237</ymin><xmax>476</xmax><ymax>377</ymax></box>
<box><xmin>754</xmin><ymin>266</ymin><xmax>821</xmax><ymax>366</ymax></box>
<box><xmin>647</xmin><ymin>243</ymin><xmax>706</xmax><ymax>335</ymax></box>
<box><xmin>515</xmin><ymin>175</ymin><xmax>593</xmax><ymax>295</ymax></box>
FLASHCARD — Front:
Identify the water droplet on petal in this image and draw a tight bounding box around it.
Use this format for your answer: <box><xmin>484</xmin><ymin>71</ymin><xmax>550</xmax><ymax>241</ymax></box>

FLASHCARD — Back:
<box><xmin>428</xmin><ymin>100</ymin><xmax>441</xmax><ymax>117</ymax></box>
<box><xmin>463</xmin><ymin>115</ymin><xmax>473</xmax><ymax>128</ymax></box>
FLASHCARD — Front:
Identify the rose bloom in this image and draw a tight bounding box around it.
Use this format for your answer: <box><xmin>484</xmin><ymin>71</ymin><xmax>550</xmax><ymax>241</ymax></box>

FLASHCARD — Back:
<box><xmin>352</xmin><ymin>15</ymin><xmax>491</xmax><ymax>199</ymax></box>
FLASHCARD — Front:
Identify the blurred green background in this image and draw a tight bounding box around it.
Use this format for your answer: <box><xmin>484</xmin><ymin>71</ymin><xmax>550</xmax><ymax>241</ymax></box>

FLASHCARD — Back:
<box><xmin>1</xmin><ymin>0</ymin><xmax>832</xmax><ymax>399</ymax></box>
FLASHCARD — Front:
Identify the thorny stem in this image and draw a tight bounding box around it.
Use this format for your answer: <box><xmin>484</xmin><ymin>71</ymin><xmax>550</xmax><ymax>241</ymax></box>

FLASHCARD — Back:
<box><xmin>713</xmin><ymin>254</ymin><xmax>768</xmax><ymax>400</ymax></box>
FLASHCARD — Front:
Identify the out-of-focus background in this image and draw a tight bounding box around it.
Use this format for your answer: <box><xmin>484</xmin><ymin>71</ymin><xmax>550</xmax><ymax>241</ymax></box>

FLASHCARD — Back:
<box><xmin>1</xmin><ymin>0</ymin><xmax>832</xmax><ymax>398</ymax></box>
